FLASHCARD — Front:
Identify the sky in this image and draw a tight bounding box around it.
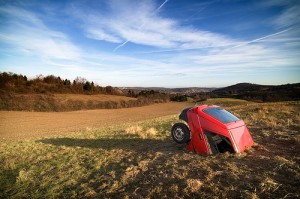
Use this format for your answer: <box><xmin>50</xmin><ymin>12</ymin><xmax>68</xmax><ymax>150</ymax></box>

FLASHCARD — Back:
<box><xmin>0</xmin><ymin>0</ymin><xmax>299</xmax><ymax>87</ymax></box>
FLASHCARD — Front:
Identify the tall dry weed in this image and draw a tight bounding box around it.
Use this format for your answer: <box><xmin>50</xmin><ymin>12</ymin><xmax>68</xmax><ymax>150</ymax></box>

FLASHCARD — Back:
<box><xmin>265</xmin><ymin>117</ymin><xmax>277</xmax><ymax>128</ymax></box>
<box><xmin>259</xmin><ymin>177</ymin><xmax>280</xmax><ymax>193</ymax></box>
<box><xmin>16</xmin><ymin>169</ymin><xmax>33</xmax><ymax>183</ymax></box>
<box><xmin>125</xmin><ymin>125</ymin><xmax>157</xmax><ymax>139</ymax></box>
<box><xmin>125</xmin><ymin>126</ymin><xmax>143</xmax><ymax>135</ymax></box>
<box><xmin>145</xmin><ymin>127</ymin><xmax>157</xmax><ymax>137</ymax></box>
<box><xmin>185</xmin><ymin>179</ymin><xmax>203</xmax><ymax>193</ymax></box>
<box><xmin>139</xmin><ymin>127</ymin><xmax>158</xmax><ymax>139</ymax></box>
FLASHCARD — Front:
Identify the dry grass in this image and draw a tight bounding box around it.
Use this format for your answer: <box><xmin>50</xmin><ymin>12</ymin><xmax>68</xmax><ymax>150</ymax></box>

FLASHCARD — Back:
<box><xmin>125</xmin><ymin>125</ymin><xmax>157</xmax><ymax>139</ymax></box>
<box><xmin>0</xmin><ymin>93</ymin><xmax>139</xmax><ymax>112</ymax></box>
<box><xmin>0</xmin><ymin>99</ymin><xmax>299</xmax><ymax>198</ymax></box>
<box><xmin>125</xmin><ymin>125</ymin><xmax>143</xmax><ymax>134</ymax></box>
<box><xmin>52</xmin><ymin>94</ymin><xmax>137</xmax><ymax>102</ymax></box>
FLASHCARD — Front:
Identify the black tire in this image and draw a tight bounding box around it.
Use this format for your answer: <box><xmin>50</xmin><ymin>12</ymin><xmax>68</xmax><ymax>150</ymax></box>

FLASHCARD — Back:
<box><xmin>171</xmin><ymin>123</ymin><xmax>190</xmax><ymax>144</ymax></box>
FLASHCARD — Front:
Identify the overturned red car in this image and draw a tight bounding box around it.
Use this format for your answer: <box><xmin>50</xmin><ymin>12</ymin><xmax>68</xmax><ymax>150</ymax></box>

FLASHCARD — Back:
<box><xmin>171</xmin><ymin>105</ymin><xmax>254</xmax><ymax>154</ymax></box>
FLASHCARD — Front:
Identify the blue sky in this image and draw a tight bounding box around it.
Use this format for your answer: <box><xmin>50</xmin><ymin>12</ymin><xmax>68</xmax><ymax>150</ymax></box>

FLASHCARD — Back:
<box><xmin>0</xmin><ymin>0</ymin><xmax>299</xmax><ymax>87</ymax></box>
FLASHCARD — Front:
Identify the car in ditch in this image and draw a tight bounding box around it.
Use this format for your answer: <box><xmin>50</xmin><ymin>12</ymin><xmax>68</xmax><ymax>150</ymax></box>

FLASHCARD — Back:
<box><xmin>171</xmin><ymin>105</ymin><xmax>254</xmax><ymax>154</ymax></box>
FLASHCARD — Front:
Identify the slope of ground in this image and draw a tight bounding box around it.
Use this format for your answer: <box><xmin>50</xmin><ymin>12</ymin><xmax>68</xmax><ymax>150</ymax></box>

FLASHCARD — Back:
<box><xmin>212</xmin><ymin>82</ymin><xmax>300</xmax><ymax>102</ymax></box>
<box><xmin>0</xmin><ymin>102</ymin><xmax>194</xmax><ymax>140</ymax></box>
<box><xmin>50</xmin><ymin>94</ymin><xmax>136</xmax><ymax>102</ymax></box>
<box><xmin>0</xmin><ymin>99</ymin><xmax>299</xmax><ymax>198</ymax></box>
<box><xmin>0</xmin><ymin>93</ymin><xmax>140</xmax><ymax>112</ymax></box>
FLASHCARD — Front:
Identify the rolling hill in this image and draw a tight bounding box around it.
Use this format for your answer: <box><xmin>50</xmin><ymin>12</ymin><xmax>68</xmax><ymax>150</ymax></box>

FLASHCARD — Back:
<box><xmin>212</xmin><ymin>83</ymin><xmax>300</xmax><ymax>102</ymax></box>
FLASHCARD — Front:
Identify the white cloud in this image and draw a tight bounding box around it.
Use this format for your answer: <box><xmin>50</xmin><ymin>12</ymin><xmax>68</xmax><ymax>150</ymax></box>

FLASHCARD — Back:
<box><xmin>0</xmin><ymin>6</ymin><xmax>81</xmax><ymax>60</ymax></box>
<box><xmin>185</xmin><ymin>42</ymin><xmax>299</xmax><ymax>74</ymax></box>
<box><xmin>260</xmin><ymin>0</ymin><xmax>300</xmax><ymax>28</ymax></box>
<box><xmin>71</xmin><ymin>0</ymin><xmax>236</xmax><ymax>50</ymax></box>
<box><xmin>85</xmin><ymin>28</ymin><xmax>122</xmax><ymax>43</ymax></box>
<box><xmin>275</xmin><ymin>4</ymin><xmax>300</xmax><ymax>28</ymax></box>
<box><xmin>1</xmin><ymin>1</ymin><xmax>299</xmax><ymax>87</ymax></box>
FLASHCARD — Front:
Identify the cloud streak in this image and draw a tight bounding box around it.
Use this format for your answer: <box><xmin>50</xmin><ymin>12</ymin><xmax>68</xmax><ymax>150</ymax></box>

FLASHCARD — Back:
<box><xmin>227</xmin><ymin>28</ymin><xmax>293</xmax><ymax>50</ymax></box>
<box><xmin>113</xmin><ymin>0</ymin><xmax>169</xmax><ymax>51</ymax></box>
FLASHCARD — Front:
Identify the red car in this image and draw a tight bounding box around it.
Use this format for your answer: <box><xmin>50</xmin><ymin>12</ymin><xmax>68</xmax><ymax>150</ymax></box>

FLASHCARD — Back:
<box><xmin>171</xmin><ymin>105</ymin><xmax>254</xmax><ymax>154</ymax></box>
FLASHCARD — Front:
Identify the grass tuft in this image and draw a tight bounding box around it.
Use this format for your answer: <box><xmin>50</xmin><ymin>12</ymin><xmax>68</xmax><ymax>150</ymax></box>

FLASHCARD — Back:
<box><xmin>125</xmin><ymin>125</ymin><xmax>143</xmax><ymax>135</ymax></box>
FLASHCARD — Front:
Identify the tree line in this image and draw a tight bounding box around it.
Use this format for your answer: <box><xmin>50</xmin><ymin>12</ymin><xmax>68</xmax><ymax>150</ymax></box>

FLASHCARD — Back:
<box><xmin>0</xmin><ymin>72</ymin><xmax>120</xmax><ymax>95</ymax></box>
<box><xmin>0</xmin><ymin>72</ymin><xmax>171</xmax><ymax>111</ymax></box>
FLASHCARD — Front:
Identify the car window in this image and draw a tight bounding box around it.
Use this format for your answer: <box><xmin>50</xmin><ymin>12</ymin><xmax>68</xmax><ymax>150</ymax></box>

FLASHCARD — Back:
<box><xmin>203</xmin><ymin>108</ymin><xmax>240</xmax><ymax>124</ymax></box>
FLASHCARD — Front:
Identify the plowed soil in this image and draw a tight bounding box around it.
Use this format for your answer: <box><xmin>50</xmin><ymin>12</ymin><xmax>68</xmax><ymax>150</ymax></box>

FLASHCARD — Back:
<box><xmin>0</xmin><ymin>102</ymin><xmax>193</xmax><ymax>140</ymax></box>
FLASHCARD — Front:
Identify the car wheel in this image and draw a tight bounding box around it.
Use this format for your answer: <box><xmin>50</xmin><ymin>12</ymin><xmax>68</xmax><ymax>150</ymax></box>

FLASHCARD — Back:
<box><xmin>171</xmin><ymin>123</ymin><xmax>190</xmax><ymax>144</ymax></box>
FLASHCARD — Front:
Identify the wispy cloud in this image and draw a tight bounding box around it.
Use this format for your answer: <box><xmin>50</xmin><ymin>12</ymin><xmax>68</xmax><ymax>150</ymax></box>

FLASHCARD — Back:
<box><xmin>275</xmin><ymin>4</ymin><xmax>300</xmax><ymax>28</ymax></box>
<box><xmin>260</xmin><ymin>0</ymin><xmax>300</xmax><ymax>28</ymax></box>
<box><xmin>227</xmin><ymin>28</ymin><xmax>293</xmax><ymax>50</ymax></box>
<box><xmin>71</xmin><ymin>0</ymin><xmax>236</xmax><ymax>50</ymax></box>
<box><xmin>0</xmin><ymin>6</ymin><xmax>81</xmax><ymax>60</ymax></box>
<box><xmin>0</xmin><ymin>0</ymin><xmax>299</xmax><ymax>87</ymax></box>
<box><xmin>189</xmin><ymin>45</ymin><xmax>295</xmax><ymax>68</ymax></box>
<box><xmin>114</xmin><ymin>0</ymin><xmax>169</xmax><ymax>51</ymax></box>
<box><xmin>85</xmin><ymin>28</ymin><xmax>122</xmax><ymax>43</ymax></box>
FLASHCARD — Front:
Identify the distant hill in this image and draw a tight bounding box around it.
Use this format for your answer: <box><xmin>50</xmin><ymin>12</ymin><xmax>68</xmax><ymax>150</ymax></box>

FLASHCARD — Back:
<box><xmin>120</xmin><ymin>87</ymin><xmax>216</xmax><ymax>94</ymax></box>
<box><xmin>2</xmin><ymin>72</ymin><xmax>299</xmax><ymax>103</ymax></box>
<box><xmin>121</xmin><ymin>83</ymin><xmax>300</xmax><ymax>102</ymax></box>
<box><xmin>213</xmin><ymin>83</ymin><xmax>262</xmax><ymax>93</ymax></box>
<box><xmin>212</xmin><ymin>83</ymin><xmax>300</xmax><ymax>102</ymax></box>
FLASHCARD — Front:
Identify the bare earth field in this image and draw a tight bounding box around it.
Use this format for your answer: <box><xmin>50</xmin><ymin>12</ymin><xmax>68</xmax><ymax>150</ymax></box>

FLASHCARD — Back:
<box><xmin>0</xmin><ymin>102</ymin><xmax>193</xmax><ymax>140</ymax></box>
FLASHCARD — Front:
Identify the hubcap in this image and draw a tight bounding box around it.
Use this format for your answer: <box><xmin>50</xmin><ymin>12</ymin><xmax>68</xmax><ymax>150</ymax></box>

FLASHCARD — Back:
<box><xmin>174</xmin><ymin>127</ymin><xmax>184</xmax><ymax>141</ymax></box>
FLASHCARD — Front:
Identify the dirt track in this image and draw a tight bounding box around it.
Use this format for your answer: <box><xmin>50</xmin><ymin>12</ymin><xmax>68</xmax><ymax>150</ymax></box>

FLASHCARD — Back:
<box><xmin>0</xmin><ymin>102</ymin><xmax>193</xmax><ymax>140</ymax></box>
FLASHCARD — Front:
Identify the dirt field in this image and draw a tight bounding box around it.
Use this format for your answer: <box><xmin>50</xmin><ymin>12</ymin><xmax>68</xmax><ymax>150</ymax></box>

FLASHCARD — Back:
<box><xmin>0</xmin><ymin>102</ymin><xmax>193</xmax><ymax>140</ymax></box>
